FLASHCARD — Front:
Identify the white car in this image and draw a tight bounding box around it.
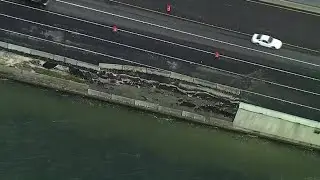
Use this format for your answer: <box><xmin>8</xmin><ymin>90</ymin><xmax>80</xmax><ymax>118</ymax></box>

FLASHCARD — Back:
<box><xmin>251</xmin><ymin>34</ymin><xmax>282</xmax><ymax>49</ymax></box>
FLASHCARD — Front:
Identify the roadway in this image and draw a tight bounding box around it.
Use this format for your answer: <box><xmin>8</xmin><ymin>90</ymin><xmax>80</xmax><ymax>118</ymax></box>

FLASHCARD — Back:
<box><xmin>0</xmin><ymin>0</ymin><xmax>319</xmax><ymax>120</ymax></box>
<box><xmin>113</xmin><ymin>0</ymin><xmax>320</xmax><ymax>50</ymax></box>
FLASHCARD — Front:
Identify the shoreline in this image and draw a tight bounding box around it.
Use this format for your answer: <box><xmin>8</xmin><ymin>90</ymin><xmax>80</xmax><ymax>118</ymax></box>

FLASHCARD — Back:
<box><xmin>0</xmin><ymin>47</ymin><xmax>237</xmax><ymax>128</ymax></box>
<box><xmin>0</xmin><ymin>44</ymin><xmax>319</xmax><ymax>151</ymax></box>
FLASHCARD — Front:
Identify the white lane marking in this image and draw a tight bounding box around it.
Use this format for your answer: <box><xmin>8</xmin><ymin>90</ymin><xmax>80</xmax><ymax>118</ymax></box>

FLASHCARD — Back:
<box><xmin>109</xmin><ymin>0</ymin><xmax>320</xmax><ymax>53</ymax></box>
<box><xmin>121</xmin><ymin>29</ymin><xmax>320</xmax><ymax>83</ymax></box>
<box><xmin>0</xmin><ymin>28</ymin><xmax>153</xmax><ymax>68</ymax></box>
<box><xmin>0</xmin><ymin>1</ymin><xmax>318</xmax><ymax>83</ymax></box>
<box><xmin>55</xmin><ymin>0</ymin><xmax>320</xmax><ymax>68</ymax></box>
<box><xmin>1</xmin><ymin>0</ymin><xmax>319</xmax><ymax>54</ymax></box>
<box><xmin>2</xmin><ymin>27</ymin><xmax>320</xmax><ymax>112</ymax></box>
<box><xmin>109</xmin><ymin>0</ymin><xmax>250</xmax><ymax>36</ymax></box>
<box><xmin>246</xmin><ymin>0</ymin><xmax>320</xmax><ymax>17</ymax></box>
<box><xmin>284</xmin><ymin>43</ymin><xmax>319</xmax><ymax>53</ymax></box>
<box><xmin>242</xmin><ymin>89</ymin><xmax>320</xmax><ymax>112</ymax></box>
<box><xmin>1</xmin><ymin>0</ymin><xmax>319</xmax><ymax>62</ymax></box>
<box><xmin>2</xmin><ymin>13</ymin><xmax>320</xmax><ymax>97</ymax></box>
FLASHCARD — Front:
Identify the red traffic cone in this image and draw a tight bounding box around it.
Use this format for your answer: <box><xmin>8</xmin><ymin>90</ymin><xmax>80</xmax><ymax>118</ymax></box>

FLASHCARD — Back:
<box><xmin>112</xmin><ymin>25</ymin><xmax>118</xmax><ymax>32</ymax></box>
<box><xmin>166</xmin><ymin>4</ymin><xmax>171</xmax><ymax>14</ymax></box>
<box><xmin>214</xmin><ymin>51</ymin><xmax>220</xmax><ymax>59</ymax></box>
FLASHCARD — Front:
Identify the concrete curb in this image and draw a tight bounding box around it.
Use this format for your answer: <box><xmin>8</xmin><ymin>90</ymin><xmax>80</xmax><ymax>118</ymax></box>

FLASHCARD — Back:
<box><xmin>239</xmin><ymin>103</ymin><xmax>319</xmax><ymax>127</ymax></box>
<box><xmin>87</xmin><ymin>88</ymin><xmax>229</xmax><ymax>127</ymax></box>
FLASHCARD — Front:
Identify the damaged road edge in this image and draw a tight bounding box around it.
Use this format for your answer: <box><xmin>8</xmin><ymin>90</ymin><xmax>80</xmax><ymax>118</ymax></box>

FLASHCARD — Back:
<box><xmin>0</xmin><ymin>47</ymin><xmax>239</xmax><ymax>129</ymax></box>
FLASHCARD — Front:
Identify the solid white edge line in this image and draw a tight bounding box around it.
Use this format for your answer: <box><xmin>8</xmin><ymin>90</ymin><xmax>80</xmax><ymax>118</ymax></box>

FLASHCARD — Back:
<box><xmin>2</xmin><ymin>27</ymin><xmax>320</xmax><ymax>112</ymax></box>
<box><xmin>1</xmin><ymin>13</ymin><xmax>320</xmax><ymax>97</ymax></box>
<box><xmin>1</xmin><ymin>0</ymin><xmax>319</xmax><ymax>54</ymax></box>
<box><xmin>54</xmin><ymin>0</ymin><xmax>320</xmax><ymax>68</ymax></box>
<box><xmin>1</xmin><ymin>0</ymin><xmax>318</xmax><ymax>84</ymax></box>
<box><xmin>123</xmin><ymin>29</ymin><xmax>320</xmax><ymax>83</ymax></box>
<box><xmin>109</xmin><ymin>0</ymin><xmax>251</xmax><ymax>36</ymax></box>
<box><xmin>109</xmin><ymin>0</ymin><xmax>320</xmax><ymax>53</ymax></box>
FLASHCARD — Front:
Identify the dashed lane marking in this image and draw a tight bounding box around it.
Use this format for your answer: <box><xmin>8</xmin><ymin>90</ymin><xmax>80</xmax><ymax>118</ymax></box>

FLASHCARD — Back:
<box><xmin>1</xmin><ymin>27</ymin><xmax>320</xmax><ymax>112</ymax></box>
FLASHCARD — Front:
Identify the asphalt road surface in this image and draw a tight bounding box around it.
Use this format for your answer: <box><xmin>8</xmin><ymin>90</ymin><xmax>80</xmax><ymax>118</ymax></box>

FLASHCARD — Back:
<box><xmin>114</xmin><ymin>0</ymin><xmax>320</xmax><ymax>50</ymax></box>
<box><xmin>0</xmin><ymin>0</ymin><xmax>319</xmax><ymax>120</ymax></box>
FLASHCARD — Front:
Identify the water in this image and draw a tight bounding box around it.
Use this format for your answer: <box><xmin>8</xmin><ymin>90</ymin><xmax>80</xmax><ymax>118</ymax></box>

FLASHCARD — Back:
<box><xmin>0</xmin><ymin>80</ymin><xmax>320</xmax><ymax>180</ymax></box>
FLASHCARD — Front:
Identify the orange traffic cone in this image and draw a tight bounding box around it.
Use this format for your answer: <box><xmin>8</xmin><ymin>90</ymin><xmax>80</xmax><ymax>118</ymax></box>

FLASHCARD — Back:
<box><xmin>166</xmin><ymin>4</ymin><xmax>171</xmax><ymax>14</ymax></box>
<box><xmin>112</xmin><ymin>25</ymin><xmax>118</xmax><ymax>32</ymax></box>
<box><xmin>214</xmin><ymin>51</ymin><xmax>220</xmax><ymax>59</ymax></box>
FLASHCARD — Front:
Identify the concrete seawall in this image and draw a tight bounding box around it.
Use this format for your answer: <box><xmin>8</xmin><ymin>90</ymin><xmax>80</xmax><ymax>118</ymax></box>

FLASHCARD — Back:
<box><xmin>1</xmin><ymin>41</ymin><xmax>320</xmax><ymax>150</ymax></box>
<box><xmin>87</xmin><ymin>89</ymin><xmax>228</xmax><ymax>126</ymax></box>
<box><xmin>233</xmin><ymin>103</ymin><xmax>320</xmax><ymax>149</ymax></box>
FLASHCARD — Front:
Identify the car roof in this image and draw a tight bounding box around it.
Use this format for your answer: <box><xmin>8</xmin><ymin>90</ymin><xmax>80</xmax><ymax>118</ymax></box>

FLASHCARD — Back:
<box><xmin>260</xmin><ymin>35</ymin><xmax>271</xmax><ymax>41</ymax></box>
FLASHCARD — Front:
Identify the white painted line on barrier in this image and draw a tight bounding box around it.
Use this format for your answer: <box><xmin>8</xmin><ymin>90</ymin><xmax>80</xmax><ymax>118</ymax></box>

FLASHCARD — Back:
<box><xmin>54</xmin><ymin>0</ymin><xmax>320</xmax><ymax>67</ymax></box>
<box><xmin>1</xmin><ymin>28</ymin><xmax>320</xmax><ymax>112</ymax></box>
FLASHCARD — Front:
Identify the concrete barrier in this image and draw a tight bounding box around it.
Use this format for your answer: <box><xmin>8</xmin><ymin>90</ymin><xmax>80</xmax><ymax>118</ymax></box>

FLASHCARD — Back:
<box><xmin>170</xmin><ymin>72</ymin><xmax>193</xmax><ymax>82</ymax></box>
<box><xmin>88</xmin><ymin>89</ymin><xmax>112</xmax><ymax>100</ymax></box>
<box><xmin>8</xmin><ymin>44</ymin><xmax>31</xmax><ymax>54</ymax></box>
<box><xmin>0</xmin><ymin>41</ymin><xmax>8</xmax><ymax>49</ymax></box>
<box><xmin>64</xmin><ymin>58</ymin><xmax>78</xmax><ymax>66</ymax></box>
<box><xmin>193</xmin><ymin>78</ymin><xmax>217</xmax><ymax>89</ymax></box>
<box><xmin>134</xmin><ymin>100</ymin><xmax>158</xmax><ymax>111</ymax></box>
<box><xmin>53</xmin><ymin>55</ymin><xmax>65</xmax><ymax>62</ymax></box>
<box><xmin>99</xmin><ymin>63</ymin><xmax>123</xmax><ymax>70</ymax></box>
<box><xmin>234</xmin><ymin>102</ymin><xmax>320</xmax><ymax>148</ymax></box>
<box><xmin>77</xmin><ymin>61</ymin><xmax>100</xmax><ymax>71</ymax></box>
<box><xmin>182</xmin><ymin>111</ymin><xmax>206</xmax><ymax>123</ymax></box>
<box><xmin>240</xmin><ymin>103</ymin><xmax>319</xmax><ymax>127</ymax></box>
<box><xmin>158</xmin><ymin>106</ymin><xmax>182</xmax><ymax>117</ymax></box>
<box><xmin>123</xmin><ymin>65</ymin><xmax>147</xmax><ymax>73</ymax></box>
<box><xmin>111</xmin><ymin>94</ymin><xmax>135</xmax><ymax>105</ymax></box>
<box><xmin>146</xmin><ymin>68</ymin><xmax>171</xmax><ymax>77</ymax></box>
<box><xmin>30</xmin><ymin>49</ymin><xmax>54</xmax><ymax>59</ymax></box>
<box><xmin>216</xmin><ymin>84</ymin><xmax>240</xmax><ymax>95</ymax></box>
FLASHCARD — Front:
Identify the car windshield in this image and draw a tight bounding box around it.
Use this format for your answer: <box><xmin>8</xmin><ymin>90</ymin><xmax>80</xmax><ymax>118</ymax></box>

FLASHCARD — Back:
<box><xmin>268</xmin><ymin>37</ymin><xmax>273</xmax><ymax>43</ymax></box>
<box><xmin>257</xmin><ymin>34</ymin><xmax>262</xmax><ymax>39</ymax></box>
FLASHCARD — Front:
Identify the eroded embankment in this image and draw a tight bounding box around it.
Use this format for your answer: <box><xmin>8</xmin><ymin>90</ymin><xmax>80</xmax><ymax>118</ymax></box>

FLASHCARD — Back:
<box><xmin>0</xmin><ymin>48</ymin><xmax>239</xmax><ymax>127</ymax></box>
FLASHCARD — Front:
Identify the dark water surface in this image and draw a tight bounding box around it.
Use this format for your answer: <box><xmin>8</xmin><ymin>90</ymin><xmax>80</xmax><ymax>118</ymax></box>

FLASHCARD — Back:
<box><xmin>0</xmin><ymin>80</ymin><xmax>320</xmax><ymax>180</ymax></box>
